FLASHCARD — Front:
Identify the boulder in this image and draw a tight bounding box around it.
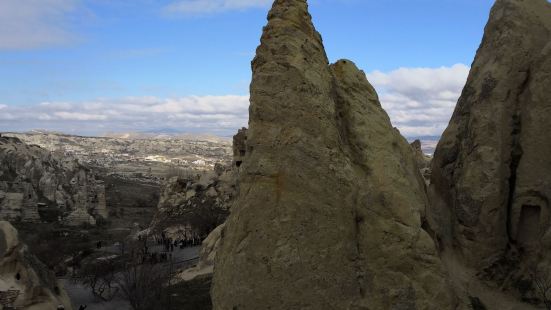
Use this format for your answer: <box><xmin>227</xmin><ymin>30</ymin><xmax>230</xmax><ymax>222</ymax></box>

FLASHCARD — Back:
<box><xmin>178</xmin><ymin>223</ymin><xmax>225</xmax><ymax>282</ymax></box>
<box><xmin>0</xmin><ymin>221</ymin><xmax>72</xmax><ymax>309</ymax></box>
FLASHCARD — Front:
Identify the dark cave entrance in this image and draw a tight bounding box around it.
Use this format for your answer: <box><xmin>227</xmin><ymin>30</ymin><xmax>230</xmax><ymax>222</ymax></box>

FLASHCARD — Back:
<box><xmin>517</xmin><ymin>204</ymin><xmax>541</xmax><ymax>245</ymax></box>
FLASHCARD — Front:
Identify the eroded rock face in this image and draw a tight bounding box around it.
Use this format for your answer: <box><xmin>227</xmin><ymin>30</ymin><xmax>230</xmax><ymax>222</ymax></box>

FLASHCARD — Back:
<box><xmin>150</xmin><ymin>128</ymin><xmax>246</xmax><ymax>240</ymax></box>
<box><xmin>411</xmin><ymin>140</ymin><xmax>431</xmax><ymax>169</ymax></box>
<box><xmin>411</xmin><ymin>140</ymin><xmax>432</xmax><ymax>184</ymax></box>
<box><xmin>430</xmin><ymin>0</ymin><xmax>551</xmax><ymax>302</ymax></box>
<box><xmin>0</xmin><ymin>221</ymin><xmax>72</xmax><ymax>309</ymax></box>
<box><xmin>150</xmin><ymin>168</ymin><xmax>236</xmax><ymax>240</ymax></box>
<box><xmin>212</xmin><ymin>1</ymin><xmax>452</xmax><ymax>309</ymax></box>
<box><xmin>232</xmin><ymin>128</ymin><xmax>248</xmax><ymax>168</ymax></box>
<box><xmin>0</xmin><ymin>137</ymin><xmax>107</xmax><ymax>226</ymax></box>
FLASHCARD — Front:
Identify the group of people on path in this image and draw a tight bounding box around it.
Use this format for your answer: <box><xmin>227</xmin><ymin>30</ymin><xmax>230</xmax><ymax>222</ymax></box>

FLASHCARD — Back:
<box><xmin>154</xmin><ymin>231</ymin><xmax>204</xmax><ymax>252</ymax></box>
<box><xmin>57</xmin><ymin>305</ymin><xmax>87</xmax><ymax>310</ymax></box>
<box><xmin>134</xmin><ymin>231</ymin><xmax>203</xmax><ymax>265</ymax></box>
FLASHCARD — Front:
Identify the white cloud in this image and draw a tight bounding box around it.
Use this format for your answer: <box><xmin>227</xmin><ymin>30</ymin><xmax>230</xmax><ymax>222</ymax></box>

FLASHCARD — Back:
<box><xmin>0</xmin><ymin>65</ymin><xmax>470</xmax><ymax>137</ymax></box>
<box><xmin>0</xmin><ymin>95</ymin><xmax>250</xmax><ymax>135</ymax></box>
<box><xmin>0</xmin><ymin>0</ymin><xmax>77</xmax><ymax>49</ymax></box>
<box><xmin>163</xmin><ymin>0</ymin><xmax>272</xmax><ymax>15</ymax></box>
<box><xmin>53</xmin><ymin>112</ymin><xmax>108</xmax><ymax>121</ymax></box>
<box><xmin>367</xmin><ymin>64</ymin><xmax>470</xmax><ymax>137</ymax></box>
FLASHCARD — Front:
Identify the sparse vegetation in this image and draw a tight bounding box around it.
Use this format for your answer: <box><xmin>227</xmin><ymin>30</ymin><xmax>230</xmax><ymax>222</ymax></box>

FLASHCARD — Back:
<box><xmin>76</xmin><ymin>257</ymin><xmax>121</xmax><ymax>301</ymax></box>
<box><xmin>531</xmin><ymin>268</ymin><xmax>551</xmax><ymax>310</ymax></box>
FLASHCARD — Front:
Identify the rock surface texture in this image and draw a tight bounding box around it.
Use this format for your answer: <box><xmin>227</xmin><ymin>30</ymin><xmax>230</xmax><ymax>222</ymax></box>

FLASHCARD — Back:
<box><xmin>0</xmin><ymin>137</ymin><xmax>106</xmax><ymax>226</ymax></box>
<box><xmin>150</xmin><ymin>128</ymin><xmax>245</xmax><ymax>240</ymax></box>
<box><xmin>232</xmin><ymin>128</ymin><xmax>248</xmax><ymax>168</ymax></box>
<box><xmin>149</xmin><ymin>169</ymin><xmax>234</xmax><ymax>240</ymax></box>
<box><xmin>430</xmin><ymin>0</ymin><xmax>551</xmax><ymax>306</ymax></box>
<box><xmin>411</xmin><ymin>140</ymin><xmax>432</xmax><ymax>184</ymax></box>
<box><xmin>0</xmin><ymin>221</ymin><xmax>72</xmax><ymax>309</ymax></box>
<box><xmin>212</xmin><ymin>0</ymin><xmax>452</xmax><ymax>309</ymax></box>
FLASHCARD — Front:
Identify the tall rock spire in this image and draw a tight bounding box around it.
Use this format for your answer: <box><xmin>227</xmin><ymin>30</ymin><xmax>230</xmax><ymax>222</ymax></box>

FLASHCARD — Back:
<box><xmin>212</xmin><ymin>0</ymin><xmax>453</xmax><ymax>309</ymax></box>
<box><xmin>429</xmin><ymin>0</ymin><xmax>551</xmax><ymax>303</ymax></box>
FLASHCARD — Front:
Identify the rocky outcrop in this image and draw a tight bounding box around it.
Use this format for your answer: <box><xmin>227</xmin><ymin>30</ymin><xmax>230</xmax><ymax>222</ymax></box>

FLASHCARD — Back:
<box><xmin>232</xmin><ymin>128</ymin><xmax>247</xmax><ymax>168</ymax></box>
<box><xmin>0</xmin><ymin>136</ymin><xmax>106</xmax><ymax>226</ymax></box>
<box><xmin>411</xmin><ymin>139</ymin><xmax>431</xmax><ymax>169</ymax></box>
<box><xmin>0</xmin><ymin>221</ymin><xmax>72</xmax><ymax>309</ymax></box>
<box><xmin>178</xmin><ymin>223</ymin><xmax>224</xmax><ymax>282</ymax></box>
<box><xmin>212</xmin><ymin>1</ymin><xmax>452</xmax><ymax>309</ymax></box>
<box><xmin>150</xmin><ymin>168</ymin><xmax>235</xmax><ymax>240</ymax></box>
<box><xmin>411</xmin><ymin>140</ymin><xmax>432</xmax><ymax>184</ymax></box>
<box><xmin>429</xmin><ymin>0</ymin><xmax>551</xmax><ymax>305</ymax></box>
<box><xmin>149</xmin><ymin>128</ymin><xmax>245</xmax><ymax>240</ymax></box>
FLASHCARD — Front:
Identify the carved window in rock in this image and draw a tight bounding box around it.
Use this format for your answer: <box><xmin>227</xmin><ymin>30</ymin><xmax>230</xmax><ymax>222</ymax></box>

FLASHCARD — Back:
<box><xmin>517</xmin><ymin>204</ymin><xmax>542</xmax><ymax>245</ymax></box>
<box><xmin>510</xmin><ymin>193</ymin><xmax>550</xmax><ymax>248</ymax></box>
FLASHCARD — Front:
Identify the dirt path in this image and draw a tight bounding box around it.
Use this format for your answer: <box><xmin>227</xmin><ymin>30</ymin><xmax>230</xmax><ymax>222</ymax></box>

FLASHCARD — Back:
<box><xmin>441</xmin><ymin>250</ymin><xmax>540</xmax><ymax>310</ymax></box>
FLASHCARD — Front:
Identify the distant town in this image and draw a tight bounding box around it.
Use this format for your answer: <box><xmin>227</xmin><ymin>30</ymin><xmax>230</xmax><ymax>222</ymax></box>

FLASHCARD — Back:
<box><xmin>4</xmin><ymin>131</ymin><xmax>233</xmax><ymax>183</ymax></box>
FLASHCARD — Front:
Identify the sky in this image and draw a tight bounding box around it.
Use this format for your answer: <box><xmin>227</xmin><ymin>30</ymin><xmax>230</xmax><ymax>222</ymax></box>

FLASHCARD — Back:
<box><xmin>0</xmin><ymin>0</ymin><xmax>495</xmax><ymax>138</ymax></box>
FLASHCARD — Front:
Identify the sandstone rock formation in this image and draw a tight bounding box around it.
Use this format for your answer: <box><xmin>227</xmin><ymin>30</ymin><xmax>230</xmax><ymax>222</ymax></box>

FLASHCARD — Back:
<box><xmin>178</xmin><ymin>223</ymin><xmax>224</xmax><ymax>282</ymax></box>
<box><xmin>0</xmin><ymin>221</ymin><xmax>72</xmax><ymax>309</ymax></box>
<box><xmin>0</xmin><ymin>136</ymin><xmax>106</xmax><ymax>226</ymax></box>
<box><xmin>411</xmin><ymin>139</ymin><xmax>431</xmax><ymax>169</ymax></box>
<box><xmin>212</xmin><ymin>0</ymin><xmax>453</xmax><ymax>309</ymax></box>
<box><xmin>429</xmin><ymin>0</ymin><xmax>551</xmax><ymax>306</ymax></box>
<box><xmin>149</xmin><ymin>128</ymin><xmax>245</xmax><ymax>240</ymax></box>
<box><xmin>149</xmin><ymin>170</ymin><xmax>233</xmax><ymax>240</ymax></box>
<box><xmin>232</xmin><ymin>128</ymin><xmax>247</xmax><ymax>168</ymax></box>
<box><xmin>411</xmin><ymin>140</ymin><xmax>432</xmax><ymax>184</ymax></box>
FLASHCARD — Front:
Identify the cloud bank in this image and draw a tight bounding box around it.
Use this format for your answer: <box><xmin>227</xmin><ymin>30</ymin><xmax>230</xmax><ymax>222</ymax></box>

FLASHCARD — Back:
<box><xmin>367</xmin><ymin>64</ymin><xmax>470</xmax><ymax>137</ymax></box>
<box><xmin>0</xmin><ymin>65</ymin><xmax>469</xmax><ymax>138</ymax></box>
<box><xmin>0</xmin><ymin>0</ymin><xmax>77</xmax><ymax>49</ymax></box>
<box><xmin>0</xmin><ymin>96</ymin><xmax>250</xmax><ymax>136</ymax></box>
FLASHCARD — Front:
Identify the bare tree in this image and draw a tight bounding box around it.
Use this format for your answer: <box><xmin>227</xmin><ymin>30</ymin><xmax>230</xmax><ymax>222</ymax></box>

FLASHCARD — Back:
<box><xmin>531</xmin><ymin>268</ymin><xmax>551</xmax><ymax>310</ymax></box>
<box><xmin>75</xmin><ymin>257</ymin><xmax>120</xmax><ymax>301</ymax></box>
<box><xmin>117</xmin><ymin>258</ymin><xmax>172</xmax><ymax>310</ymax></box>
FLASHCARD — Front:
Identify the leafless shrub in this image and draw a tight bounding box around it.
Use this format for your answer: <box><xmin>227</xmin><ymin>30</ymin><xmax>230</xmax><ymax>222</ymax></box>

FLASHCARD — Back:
<box><xmin>75</xmin><ymin>257</ymin><xmax>121</xmax><ymax>301</ymax></box>
<box><xmin>117</xmin><ymin>259</ymin><xmax>172</xmax><ymax>310</ymax></box>
<box><xmin>531</xmin><ymin>267</ymin><xmax>551</xmax><ymax>310</ymax></box>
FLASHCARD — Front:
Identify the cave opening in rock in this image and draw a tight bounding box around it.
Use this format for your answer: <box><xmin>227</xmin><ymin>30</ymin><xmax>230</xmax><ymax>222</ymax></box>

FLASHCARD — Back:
<box><xmin>517</xmin><ymin>204</ymin><xmax>541</xmax><ymax>246</ymax></box>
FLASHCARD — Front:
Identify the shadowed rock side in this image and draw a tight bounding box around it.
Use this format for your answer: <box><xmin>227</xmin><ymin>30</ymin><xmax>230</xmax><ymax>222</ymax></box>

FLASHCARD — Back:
<box><xmin>430</xmin><ymin>0</ymin><xmax>551</xmax><ymax>304</ymax></box>
<box><xmin>0</xmin><ymin>221</ymin><xmax>72</xmax><ymax>310</ymax></box>
<box><xmin>212</xmin><ymin>0</ymin><xmax>452</xmax><ymax>309</ymax></box>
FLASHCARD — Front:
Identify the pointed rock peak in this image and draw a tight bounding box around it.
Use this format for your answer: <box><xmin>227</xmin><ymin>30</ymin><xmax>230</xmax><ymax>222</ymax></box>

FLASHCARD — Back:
<box><xmin>331</xmin><ymin>59</ymin><xmax>380</xmax><ymax>107</ymax></box>
<box><xmin>213</xmin><ymin>1</ymin><xmax>453</xmax><ymax>309</ymax></box>
<box><xmin>256</xmin><ymin>0</ymin><xmax>327</xmax><ymax>67</ymax></box>
<box><xmin>267</xmin><ymin>0</ymin><xmax>311</xmax><ymax>26</ymax></box>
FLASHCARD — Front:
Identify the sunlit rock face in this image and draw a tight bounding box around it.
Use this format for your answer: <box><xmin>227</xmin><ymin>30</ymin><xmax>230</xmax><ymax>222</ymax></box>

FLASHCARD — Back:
<box><xmin>429</xmin><ymin>0</ymin><xmax>551</xmax><ymax>302</ymax></box>
<box><xmin>211</xmin><ymin>1</ymin><xmax>453</xmax><ymax>309</ymax></box>
<box><xmin>0</xmin><ymin>136</ymin><xmax>106</xmax><ymax>226</ymax></box>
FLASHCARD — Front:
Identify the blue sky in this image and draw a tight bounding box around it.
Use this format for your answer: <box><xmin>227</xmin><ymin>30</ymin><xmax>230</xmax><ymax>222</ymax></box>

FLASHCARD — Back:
<box><xmin>0</xmin><ymin>0</ymin><xmax>495</xmax><ymax>137</ymax></box>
